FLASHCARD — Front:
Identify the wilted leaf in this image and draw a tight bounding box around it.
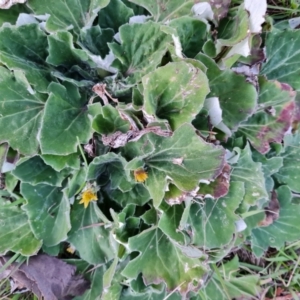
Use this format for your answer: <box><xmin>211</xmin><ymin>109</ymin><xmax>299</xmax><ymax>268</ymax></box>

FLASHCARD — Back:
<box><xmin>0</xmin><ymin>254</ymin><xmax>89</xmax><ymax>299</ymax></box>
<box><xmin>188</xmin><ymin>181</ymin><xmax>244</xmax><ymax>249</ymax></box>
<box><xmin>128</xmin><ymin>0</ymin><xmax>195</xmax><ymax>22</ymax></box>
<box><xmin>0</xmin><ymin>200</ymin><xmax>42</xmax><ymax>255</ymax></box>
<box><xmin>68</xmin><ymin>201</ymin><xmax>115</xmax><ymax>264</ymax></box>
<box><xmin>40</xmin><ymin>82</ymin><xmax>92</xmax><ymax>155</ymax></box>
<box><xmin>13</xmin><ymin>156</ymin><xmax>65</xmax><ymax>186</ymax></box>
<box><xmin>27</xmin><ymin>0</ymin><xmax>109</xmax><ymax>34</ymax></box>
<box><xmin>122</xmin><ymin>227</ymin><xmax>208</xmax><ymax>296</ymax></box>
<box><xmin>251</xmin><ymin>186</ymin><xmax>300</xmax><ymax>257</ymax></box>
<box><xmin>198</xmin><ymin>163</ymin><xmax>231</xmax><ymax>199</ymax></box>
<box><xmin>209</xmin><ymin>0</ymin><xmax>230</xmax><ymax>21</ymax></box>
<box><xmin>21</xmin><ymin>183</ymin><xmax>71</xmax><ymax>247</ymax></box>
<box><xmin>238</xmin><ymin>77</ymin><xmax>296</xmax><ymax>154</ymax></box>
<box><xmin>196</xmin><ymin>53</ymin><xmax>257</xmax><ymax>131</ymax></box>
<box><xmin>123</xmin><ymin>124</ymin><xmax>225</xmax><ymax>207</ymax></box>
<box><xmin>0</xmin><ymin>24</ymin><xmax>50</xmax><ymax>92</ymax></box>
<box><xmin>261</xmin><ymin>30</ymin><xmax>300</xmax><ymax>91</ymax></box>
<box><xmin>258</xmin><ymin>190</ymin><xmax>280</xmax><ymax>227</ymax></box>
<box><xmin>109</xmin><ymin>22</ymin><xmax>171</xmax><ymax>84</ymax></box>
<box><xmin>230</xmin><ymin>144</ymin><xmax>268</xmax><ymax>208</ymax></box>
<box><xmin>142</xmin><ymin>61</ymin><xmax>209</xmax><ymax>130</ymax></box>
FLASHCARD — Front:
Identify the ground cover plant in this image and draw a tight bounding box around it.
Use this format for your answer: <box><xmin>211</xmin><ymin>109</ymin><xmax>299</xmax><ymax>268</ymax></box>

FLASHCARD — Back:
<box><xmin>1</xmin><ymin>0</ymin><xmax>300</xmax><ymax>299</ymax></box>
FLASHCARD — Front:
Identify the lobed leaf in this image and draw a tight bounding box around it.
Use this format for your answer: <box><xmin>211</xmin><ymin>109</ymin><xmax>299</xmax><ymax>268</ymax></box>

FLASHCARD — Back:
<box><xmin>188</xmin><ymin>181</ymin><xmax>244</xmax><ymax>249</ymax></box>
<box><xmin>21</xmin><ymin>183</ymin><xmax>71</xmax><ymax>247</ymax></box>
<box><xmin>0</xmin><ymin>24</ymin><xmax>50</xmax><ymax>92</ymax></box>
<box><xmin>27</xmin><ymin>0</ymin><xmax>110</xmax><ymax>34</ymax></box>
<box><xmin>128</xmin><ymin>0</ymin><xmax>195</xmax><ymax>22</ymax></box>
<box><xmin>40</xmin><ymin>82</ymin><xmax>92</xmax><ymax>155</ymax></box>
<box><xmin>142</xmin><ymin>61</ymin><xmax>209</xmax><ymax>130</ymax></box>
<box><xmin>0</xmin><ymin>200</ymin><xmax>42</xmax><ymax>255</ymax></box>
<box><xmin>122</xmin><ymin>227</ymin><xmax>208</xmax><ymax>296</ymax></box>
<box><xmin>0</xmin><ymin>67</ymin><xmax>46</xmax><ymax>155</ymax></box>
<box><xmin>251</xmin><ymin>186</ymin><xmax>300</xmax><ymax>257</ymax></box>
<box><xmin>123</xmin><ymin>124</ymin><xmax>225</xmax><ymax>207</ymax></box>
<box><xmin>238</xmin><ymin>77</ymin><xmax>296</xmax><ymax>154</ymax></box>
<box><xmin>109</xmin><ymin>22</ymin><xmax>171</xmax><ymax>84</ymax></box>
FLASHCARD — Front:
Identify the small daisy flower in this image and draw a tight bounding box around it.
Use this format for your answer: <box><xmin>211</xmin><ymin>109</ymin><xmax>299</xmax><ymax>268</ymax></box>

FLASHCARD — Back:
<box><xmin>78</xmin><ymin>182</ymin><xmax>99</xmax><ymax>208</ymax></box>
<box><xmin>133</xmin><ymin>168</ymin><xmax>148</xmax><ymax>183</ymax></box>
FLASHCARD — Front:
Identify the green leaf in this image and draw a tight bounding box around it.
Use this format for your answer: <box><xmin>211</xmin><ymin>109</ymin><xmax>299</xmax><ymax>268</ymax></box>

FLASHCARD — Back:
<box><xmin>109</xmin><ymin>22</ymin><xmax>171</xmax><ymax>84</ymax></box>
<box><xmin>274</xmin><ymin>133</ymin><xmax>300</xmax><ymax>193</ymax></box>
<box><xmin>87</xmin><ymin>152</ymin><xmax>132</xmax><ymax>191</ymax></box>
<box><xmin>92</xmin><ymin>104</ymin><xmax>130</xmax><ymax>135</ymax></box>
<box><xmin>0</xmin><ymin>143</ymin><xmax>8</xmax><ymax>171</ymax></box>
<box><xmin>68</xmin><ymin>202</ymin><xmax>115</xmax><ymax>264</ymax></box>
<box><xmin>123</xmin><ymin>124</ymin><xmax>225</xmax><ymax>207</ymax></box>
<box><xmin>261</xmin><ymin>30</ymin><xmax>300</xmax><ymax>91</ymax></box>
<box><xmin>188</xmin><ymin>182</ymin><xmax>244</xmax><ymax>249</ymax></box>
<box><xmin>40</xmin><ymin>82</ymin><xmax>92</xmax><ymax>155</ymax></box>
<box><xmin>41</xmin><ymin>153</ymin><xmax>80</xmax><ymax>172</ymax></box>
<box><xmin>0</xmin><ymin>200</ymin><xmax>42</xmax><ymax>255</ymax></box>
<box><xmin>169</xmin><ymin>17</ymin><xmax>207</xmax><ymax>58</ymax></box>
<box><xmin>107</xmin><ymin>183</ymin><xmax>151</xmax><ymax>207</ymax></box>
<box><xmin>0</xmin><ymin>67</ymin><xmax>46</xmax><ymax>155</ymax></box>
<box><xmin>74</xmin><ymin>266</ymin><xmax>105</xmax><ymax>300</ymax></box>
<box><xmin>216</xmin><ymin>5</ymin><xmax>249</xmax><ymax>48</ymax></box>
<box><xmin>196</xmin><ymin>256</ymin><xmax>260</xmax><ymax>300</ymax></box>
<box><xmin>80</xmin><ymin>26</ymin><xmax>114</xmax><ymax>58</ymax></box>
<box><xmin>13</xmin><ymin>156</ymin><xmax>65</xmax><ymax>186</ymax></box>
<box><xmin>0</xmin><ymin>24</ymin><xmax>50</xmax><ymax>92</ymax></box>
<box><xmin>251</xmin><ymin>186</ymin><xmax>300</xmax><ymax>257</ymax></box>
<box><xmin>0</xmin><ymin>4</ymin><xmax>28</xmax><ymax>26</ymax></box>
<box><xmin>46</xmin><ymin>31</ymin><xmax>91</xmax><ymax>67</ymax></box>
<box><xmin>27</xmin><ymin>0</ymin><xmax>110</xmax><ymax>34</ymax></box>
<box><xmin>65</xmin><ymin>167</ymin><xmax>87</xmax><ymax>198</ymax></box>
<box><xmin>142</xmin><ymin>61</ymin><xmax>209</xmax><ymax>130</ymax></box>
<box><xmin>98</xmin><ymin>0</ymin><xmax>134</xmax><ymax>32</ymax></box>
<box><xmin>230</xmin><ymin>144</ymin><xmax>268</xmax><ymax>209</ymax></box>
<box><xmin>128</xmin><ymin>0</ymin><xmax>195</xmax><ymax>22</ymax></box>
<box><xmin>21</xmin><ymin>183</ymin><xmax>71</xmax><ymax>246</ymax></box>
<box><xmin>122</xmin><ymin>227</ymin><xmax>208</xmax><ymax>296</ymax></box>
<box><xmin>158</xmin><ymin>202</ymin><xmax>185</xmax><ymax>244</ymax></box>
<box><xmin>238</xmin><ymin>77</ymin><xmax>296</xmax><ymax>154</ymax></box>
<box><xmin>196</xmin><ymin>53</ymin><xmax>257</xmax><ymax>131</ymax></box>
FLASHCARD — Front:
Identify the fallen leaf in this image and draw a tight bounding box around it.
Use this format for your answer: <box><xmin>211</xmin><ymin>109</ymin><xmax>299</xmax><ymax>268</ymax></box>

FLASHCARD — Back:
<box><xmin>0</xmin><ymin>254</ymin><xmax>89</xmax><ymax>300</ymax></box>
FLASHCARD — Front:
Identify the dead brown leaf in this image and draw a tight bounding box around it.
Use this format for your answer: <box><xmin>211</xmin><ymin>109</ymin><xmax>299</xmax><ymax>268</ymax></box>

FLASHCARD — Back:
<box><xmin>0</xmin><ymin>254</ymin><xmax>89</xmax><ymax>300</ymax></box>
<box><xmin>259</xmin><ymin>190</ymin><xmax>280</xmax><ymax>227</ymax></box>
<box><xmin>102</xmin><ymin>127</ymin><xmax>172</xmax><ymax>148</ymax></box>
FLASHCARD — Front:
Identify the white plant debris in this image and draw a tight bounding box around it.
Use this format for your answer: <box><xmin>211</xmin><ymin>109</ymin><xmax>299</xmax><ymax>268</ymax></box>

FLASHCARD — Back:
<box><xmin>0</xmin><ymin>0</ymin><xmax>26</xmax><ymax>9</ymax></box>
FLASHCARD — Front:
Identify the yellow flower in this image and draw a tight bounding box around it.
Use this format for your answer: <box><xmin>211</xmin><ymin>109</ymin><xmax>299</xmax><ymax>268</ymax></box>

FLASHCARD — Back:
<box><xmin>66</xmin><ymin>244</ymin><xmax>76</xmax><ymax>254</ymax></box>
<box><xmin>79</xmin><ymin>188</ymin><xmax>98</xmax><ymax>208</ymax></box>
<box><xmin>134</xmin><ymin>168</ymin><xmax>148</xmax><ymax>182</ymax></box>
